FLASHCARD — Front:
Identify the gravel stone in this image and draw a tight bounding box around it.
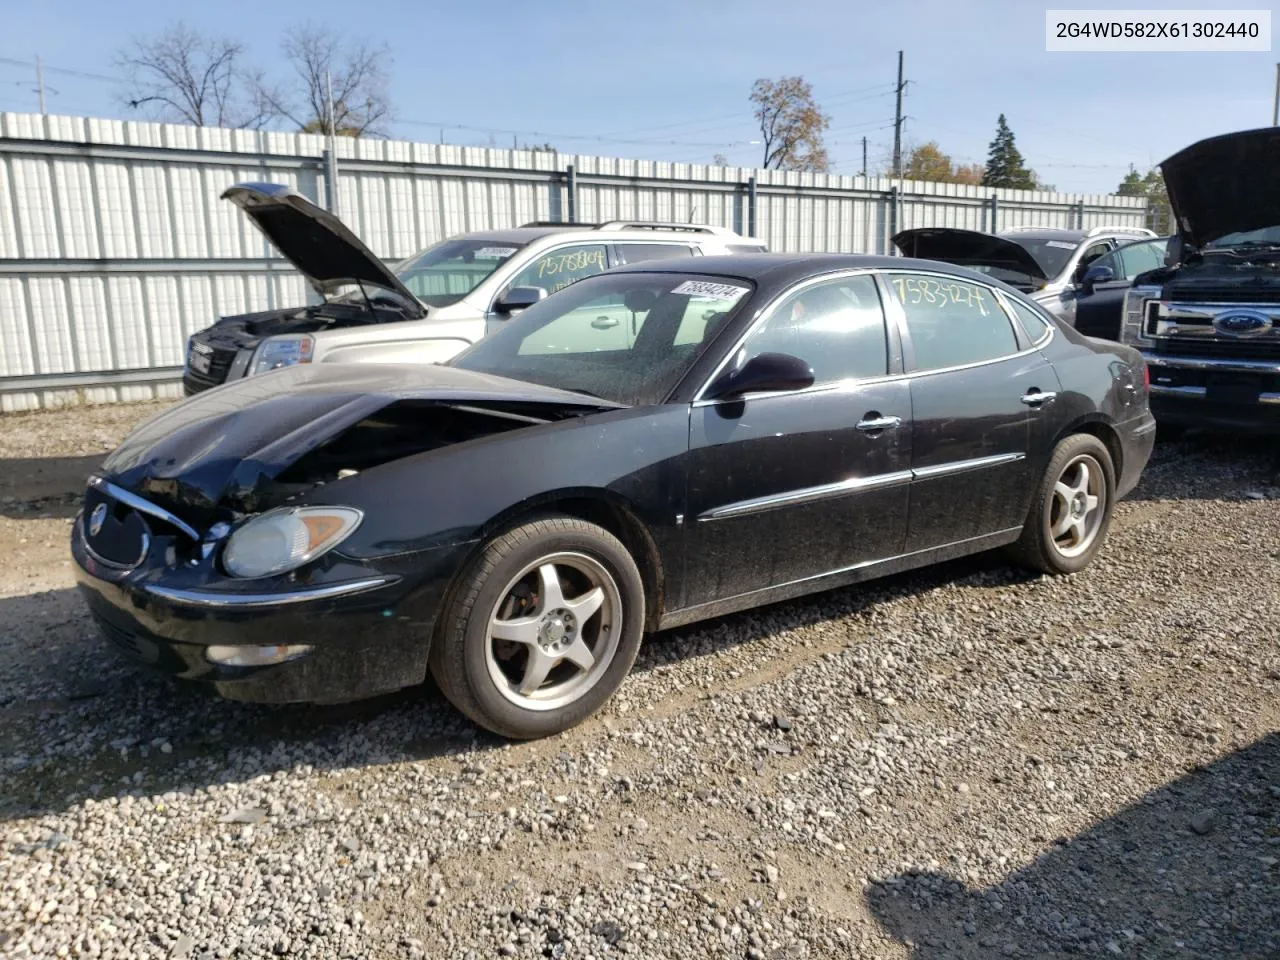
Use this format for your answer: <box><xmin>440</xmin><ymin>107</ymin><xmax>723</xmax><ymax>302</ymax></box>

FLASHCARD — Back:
<box><xmin>1</xmin><ymin>410</ymin><xmax>1278</xmax><ymax>959</ymax></box>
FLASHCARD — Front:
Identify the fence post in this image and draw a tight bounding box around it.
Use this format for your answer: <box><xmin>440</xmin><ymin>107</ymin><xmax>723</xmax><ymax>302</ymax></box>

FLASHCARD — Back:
<box><xmin>747</xmin><ymin>176</ymin><xmax>758</xmax><ymax>238</ymax></box>
<box><xmin>565</xmin><ymin>164</ymin><xmax>577</xmax><ymax>224</ymax></box>
<box><xmin>989</xmin><ymin>194</ymin><xmax>999</xmax><ymax>234</ymax></box>
<box><xmin>323</xmin><ymin>149</ymin><xmax>340</xmax><ymax>216</ymax></box>
<box><xmin>887</xmin><ymin>185</ymin><xmax>899</xmax><ymax>253</ymax></box>
<box><xmin>1077</xmin><ymin>200</ymin><xmax>1086</xmax><ymax>230</ymax></box>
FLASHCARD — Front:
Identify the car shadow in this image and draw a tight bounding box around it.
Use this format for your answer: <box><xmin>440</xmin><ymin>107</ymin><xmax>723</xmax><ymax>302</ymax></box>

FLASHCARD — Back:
<box><xmin>865</xmin><ymin>732</ymin><xmax>1280</xmax><ymax>958</ymax></box>
<box><xmin>0</xmin><ymin>454</ymin><xmax>103</xmax><ymax>520</ymax></box>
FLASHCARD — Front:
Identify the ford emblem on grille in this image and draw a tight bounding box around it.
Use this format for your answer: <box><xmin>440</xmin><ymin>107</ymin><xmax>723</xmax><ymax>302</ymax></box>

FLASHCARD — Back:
<box><xmin>1213</xmin><ymin>310</ymin><xmax>1271</xmax><ymax>336</ymax></box>
<box><xmin>88</xmin><ymin>502</ymin><xmax>108</xmax><ymax>536</ymax></box>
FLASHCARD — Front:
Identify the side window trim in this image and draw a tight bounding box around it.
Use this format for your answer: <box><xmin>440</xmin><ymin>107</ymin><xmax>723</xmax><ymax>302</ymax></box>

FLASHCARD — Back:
<box><xmin>691</xmin><ymin>269</ymin><xmax>900</xmax><ymax>403</ymax></box>
<box><xmin>880</xmin><ymin>269</ymin><xmax>1027</xmax><ymax>376</ymax></box>
<box><xmin>996</xmin><ymin>290</ymin><xmax>1056</xmax><ymax>348</ymax></box>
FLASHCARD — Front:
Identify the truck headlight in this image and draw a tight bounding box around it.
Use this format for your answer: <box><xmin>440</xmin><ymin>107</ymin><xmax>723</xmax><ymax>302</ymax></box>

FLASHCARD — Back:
<box><xmin>1121</xmin><ymin>285</ymin><xmax>1159</xmax><ymax>346</ymax></box>
<box><xmin>222</xmin><ymin>506</ymin><xmax>362</xmax><ymax>579</ymax></box>
<box><xmin>249</xmin><ymin>335</ymin><xmax>314</xmax><ymax>375</ymax></box>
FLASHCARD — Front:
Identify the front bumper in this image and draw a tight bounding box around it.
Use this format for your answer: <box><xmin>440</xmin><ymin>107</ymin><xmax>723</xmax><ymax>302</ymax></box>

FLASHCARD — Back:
<box><xmin>71</xmin><ymin>511</ymin><xmax>469</xmax><ymax>704</ymax></box>
<box><xmin>1143</xmin><ymin>352</ymin><xmax>1280</xmax><ymax>434</ymax></box>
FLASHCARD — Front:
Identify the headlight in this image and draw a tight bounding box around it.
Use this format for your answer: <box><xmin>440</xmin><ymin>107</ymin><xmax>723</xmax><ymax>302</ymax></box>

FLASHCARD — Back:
<box><xmin>222</xmin><ymin>506</ymin><xmax>362</xmax><ymax>579</ymax></box>
<box><xmin>1121</xmin><ymin>285</ymin><xmax>1159</xmax><ymax>346</ymax></box>
<box><xmin>249</xmin><ymin>335</ymin><xmax>314</xmax><ymax>375</ymax></box>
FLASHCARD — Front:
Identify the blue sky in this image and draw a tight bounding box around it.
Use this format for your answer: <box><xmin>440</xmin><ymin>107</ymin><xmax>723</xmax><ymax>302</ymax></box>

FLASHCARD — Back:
<box><xmin>1</xmin><ymin>0</ymin><xmax>1276</xmax><ymax>193</ymax></box>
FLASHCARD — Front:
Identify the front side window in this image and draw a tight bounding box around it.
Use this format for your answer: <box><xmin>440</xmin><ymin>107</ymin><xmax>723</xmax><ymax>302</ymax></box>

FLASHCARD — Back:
<box><xmin>505</xmin><ymin>244</ymin><xmax>609</xmax><ymax>297</ymax></box>
<box><xmin>393</xmin><ymin>238</ymin><xmax>527</xmax><ymax>307</ymax></box>
<box><xmin>890</xmin><ymin>273</ymin><xmax>1018</xmax><ymax>372</ymax></box>
<box><xmin>1075</xmin><ymin>240</ymin><xmax>1113</xmax><ymax>277</ymax></box>
<box><xmin>450</xmin><ymin>272</ymin><xmax>752</xmax><ymax>406</ymax></box>
<box><xmin>730</xmin><ymin>274</ymin><xmax>888</xmax><ymax>385</ymax></box>
<box><xmin>1114</xmin><ymin>238</ymin><xmax>1169</xmax><ymax>279</ymax></box>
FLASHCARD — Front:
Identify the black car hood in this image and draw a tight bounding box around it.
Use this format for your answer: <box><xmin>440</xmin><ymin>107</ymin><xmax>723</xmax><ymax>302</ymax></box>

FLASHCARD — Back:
<box><xmin>891</xmin><ymin>228</ymin><xmax>1050</xmax><ymax>281</ymax></box>
<box><xmin>101</xmin><ymin>363</ymin><xmax>623</xmax><ymax>521</ymax></box>
<box><xmin>1160</xmin><ymin>127</ymin><xmax>1280</xmax><ymax>250</ymax></box>
<box><xmin>222</xmin><ymin>182</ymin><xmax>426</xmax><ymax>318</ymax></box>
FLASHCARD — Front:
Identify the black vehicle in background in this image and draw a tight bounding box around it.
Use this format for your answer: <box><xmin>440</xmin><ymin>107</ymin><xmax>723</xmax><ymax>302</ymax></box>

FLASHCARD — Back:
<box><xmin>1119</xmin><ymin>128</ymin><xmax>1280</xmax><ymax>434</ymax></box>
<box><xmin>72</xmin><ymin>254</ymin><xmax>1155</xmax><ymax>739</ymax></box>
<box><xmin>1075</xmin><ymin>236</ymin><xmax>1173</xmax><ymax>340</ymax></box>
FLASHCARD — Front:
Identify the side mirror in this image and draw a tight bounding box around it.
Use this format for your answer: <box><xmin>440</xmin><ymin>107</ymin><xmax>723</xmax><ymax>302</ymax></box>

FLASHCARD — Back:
<box><xmin>704</xmin><ymin>352</ymin><xmax>814</xmax><ymax>401</ymax></box>
<box><xmin>1080</xmin><ymin>263</ymin><xmax>1114</xmax><ymax>295</ymax></box>
<box><xmin>494</xmin><ymin>286</ymin><xmax>547</xmax><ymax>315</ymax></box>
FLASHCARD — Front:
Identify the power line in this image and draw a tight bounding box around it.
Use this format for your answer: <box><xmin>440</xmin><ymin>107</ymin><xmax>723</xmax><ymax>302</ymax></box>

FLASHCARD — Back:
<box><xmin>0</xmin><ymin>56</ymin><xmax>122</xmax><ymax>85</ymax></box>
<box><xmin>394</xmin><ymin>116</ymin><xmax>759</xmax><ymax>150</ymax></box>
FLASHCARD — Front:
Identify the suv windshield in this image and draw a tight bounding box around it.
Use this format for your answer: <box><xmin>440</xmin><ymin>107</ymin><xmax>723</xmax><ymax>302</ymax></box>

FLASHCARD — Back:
<box><xmin>392</xmin><ymin>238</ymin><xmax>527</xmax><ymax>307</ymax></box>
<box><xmin>448</xmin><ymin>272</ymin><xmax>753</xmax><ymax>405</ymax></box>
<box><xmin>1001</xmin><ymin>237</ymin><xmax>1078</xmax><ymax>279</ymax></box>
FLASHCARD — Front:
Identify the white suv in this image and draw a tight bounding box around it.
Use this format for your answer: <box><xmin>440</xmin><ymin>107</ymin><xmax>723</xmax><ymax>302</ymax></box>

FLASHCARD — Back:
<box><xmin>183</xmin><ymin>182</ymin><xmax>767</xmax><ymax>394</ymax></box>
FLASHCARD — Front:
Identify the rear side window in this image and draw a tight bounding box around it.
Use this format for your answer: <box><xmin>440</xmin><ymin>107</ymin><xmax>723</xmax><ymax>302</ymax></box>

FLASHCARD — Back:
<box><xmin>890</xmin><ymin>273</ymin><xmax>1018</xmax><ymax>372</ymax></box>
<box><xmin>616</xmin><ymin>243</ymin><xmax>694</xmax><ymax>264</ymax></box>
<box><xmin>1006</xmin><ymin>296</ymin><xmax>1052</xmax><ymax>342</ymax></box>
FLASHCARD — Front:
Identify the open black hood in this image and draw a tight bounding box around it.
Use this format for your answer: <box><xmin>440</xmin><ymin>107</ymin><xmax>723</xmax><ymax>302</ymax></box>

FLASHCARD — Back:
<box><xmin>891</xmin><ymin>228</ymin><xmax>1050</xmax><ymax>281</ymax></box>
<box><xmin>222</xmin><ymin>183</ymin><xmax>425</xmax><ymax>318</ymax></box>
<box><xmin>101</xmin><ymin>363</ymin><xmax>623</xmax><ymax>517</ymax></box>
<box><xmin>1160</xmin><ymin>127</ymin><xmax>1280</xmax><ymax>249</ymax></box>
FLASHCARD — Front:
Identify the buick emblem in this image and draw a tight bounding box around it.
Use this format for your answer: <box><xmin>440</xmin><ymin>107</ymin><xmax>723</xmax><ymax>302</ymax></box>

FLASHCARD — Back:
<box><xmin>1213</xmin><ymin>310</ymin><xmax>1271</xmax><ymax>337</ymax></box>
<box><xmin>88</xmin><ymin>503</ymin><xmax>108</xmax><ymax>537</ymax></box>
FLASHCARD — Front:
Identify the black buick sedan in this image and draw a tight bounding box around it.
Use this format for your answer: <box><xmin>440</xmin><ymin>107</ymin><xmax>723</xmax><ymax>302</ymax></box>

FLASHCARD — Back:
<box><xmin>73</xmin><ymin>254</ymin><xmax>1155</xmax><ymax>739</ymax></box>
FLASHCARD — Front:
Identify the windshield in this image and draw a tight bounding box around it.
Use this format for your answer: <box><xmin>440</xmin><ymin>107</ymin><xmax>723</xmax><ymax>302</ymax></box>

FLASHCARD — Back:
<box><xmin>447</xmin><ymin>272</ymin><xmax>754</xmax><ymax>405</ymax></box>
<box><xmin>391</xmin><ymin>238</ymin><xmax>527</xmax><ymax>307</ymax></box>
<box><xmin>1001</xmin><ymin>238</ymin><xmax>1077</xmax><ymax>279</ymax></box>
<box><xmin>1206</xmin><ymin>225</ymin><xmax>1280</xmax><ymax>249</ymax></box>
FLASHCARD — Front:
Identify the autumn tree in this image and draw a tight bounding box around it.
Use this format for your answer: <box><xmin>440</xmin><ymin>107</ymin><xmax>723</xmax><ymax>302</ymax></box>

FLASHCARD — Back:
<box><xmin>116</xmin><ymin>22</ymin><xmax>272</xmax><ymax>127</ymax></box>
<box><xmin>258</xmin><ymin>25</ymin><xmax>391</xmax><ymax>137</ymax></box>
<box><xmin>981</xmin><ymin>114</ymin><xmax>1037</xmax><ymax>189</ymax></box>
<box><xmin>952</xmin><ymin>162</ymin><xmax>985</xmax><ymax>185</ymax></box>
<box><xmin>1118</xmin><ymin>165</ymin><xmax>1173</xmax><ymax>234</ymax></box>
<box><xmin>750</xmin><ymin>76</ymin><xmax>830</xmax><ymax>172</ymax></box>
<box><xmin>901</xmin><ymin>142</ymin><xmax>987</xmax><ymax>185</ymax></box>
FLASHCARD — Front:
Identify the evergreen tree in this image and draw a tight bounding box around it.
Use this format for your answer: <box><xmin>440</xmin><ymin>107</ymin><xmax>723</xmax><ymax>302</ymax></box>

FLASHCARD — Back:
<box><xmin>981</xmin><ymin>114</ymin><xmax>1036</xmax><ymax>190</ymax></box>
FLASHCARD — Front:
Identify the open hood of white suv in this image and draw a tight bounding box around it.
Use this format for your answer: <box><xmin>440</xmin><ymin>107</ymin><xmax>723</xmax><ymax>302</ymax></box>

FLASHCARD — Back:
<box><xmin>222</xmin><ymin>182</ymin><xmax>426</xmax><ymax>318</ymax></box>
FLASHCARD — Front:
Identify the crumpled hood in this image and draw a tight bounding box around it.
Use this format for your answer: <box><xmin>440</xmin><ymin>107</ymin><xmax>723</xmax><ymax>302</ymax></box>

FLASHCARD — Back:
<box><xmin>891</xmin><ymin>228</ymin><xmax>1050</xmax><ymax>282</ymax></box>
<box><xmin>101</xmin><ymin>363</ymin><xmax>623</xmax><ymax>520</ymax></box>
<box><xmin>222</xmin><ymin>182</ymin><xmax>426</xmax><ymax>317</ymax></box>
<box><xmin>1160</xmin><ymin>127</ymin><xmax>1280</xmax><ymax>250</ymax></box>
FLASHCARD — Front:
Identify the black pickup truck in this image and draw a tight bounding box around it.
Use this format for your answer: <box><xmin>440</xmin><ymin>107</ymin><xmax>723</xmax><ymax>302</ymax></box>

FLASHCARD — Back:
<box><xmin>1120</xmin><ymin>127</ymin><xmax>1280</xmax><ymax>434</ymax></box>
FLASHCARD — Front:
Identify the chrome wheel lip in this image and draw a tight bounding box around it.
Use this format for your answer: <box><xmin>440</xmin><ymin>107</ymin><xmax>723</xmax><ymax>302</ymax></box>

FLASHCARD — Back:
<box><xmin>484</xmin><ymin>551</ymin><xmax>623</xmax><ymax>712</ymax></box>
<box><xmin>1048</xmin><ymin>453</ymin><xmax>1107</xmax><ymax>559</ymax></box>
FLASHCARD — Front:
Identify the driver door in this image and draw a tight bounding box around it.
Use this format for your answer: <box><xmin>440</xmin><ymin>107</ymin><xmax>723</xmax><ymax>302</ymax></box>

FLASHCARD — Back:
<box><xmin>682</xmin><ymin>273</ymin><xmax>912</xmax><ymax>608</ymax></box>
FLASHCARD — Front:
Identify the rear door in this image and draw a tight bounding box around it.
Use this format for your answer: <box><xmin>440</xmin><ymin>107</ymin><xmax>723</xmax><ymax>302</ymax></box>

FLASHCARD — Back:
<box><xmin>884</xmin><ymin>270</ymin><xmax>1059</xmax><ymax>552</ymax></box>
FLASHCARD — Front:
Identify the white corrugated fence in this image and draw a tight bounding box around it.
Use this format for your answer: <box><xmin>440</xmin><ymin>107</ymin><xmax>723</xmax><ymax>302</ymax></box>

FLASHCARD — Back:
<box><xmin>0</xmin><ymin>111</ymin><xmax>1147</xmax><ymax>411</ymax></box>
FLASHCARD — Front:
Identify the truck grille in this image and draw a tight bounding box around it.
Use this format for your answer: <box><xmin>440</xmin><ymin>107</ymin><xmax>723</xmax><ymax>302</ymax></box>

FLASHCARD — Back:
<box><xmin>183</xmin><ymin>338</ymin><xmax>239</xmax><ymax>393</ymax></box>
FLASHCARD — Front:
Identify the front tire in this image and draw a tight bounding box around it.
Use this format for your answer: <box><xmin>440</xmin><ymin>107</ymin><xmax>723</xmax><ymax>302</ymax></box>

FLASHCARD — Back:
<box><xmin>428</xmin><ymin>516</ymin><xmax>645</xmax><ymax>739</ymax></box>
<box><xmin>1010</xmin><ymin>433</ymin><xmax>1116</xmax><ymax>575</ymax></box>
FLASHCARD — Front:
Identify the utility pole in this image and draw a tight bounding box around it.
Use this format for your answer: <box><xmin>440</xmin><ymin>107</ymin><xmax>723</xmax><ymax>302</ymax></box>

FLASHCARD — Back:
<box><xmin>35</xmin><ymin>55</ymin><xmax>46</xmax><ymax>114</ymax></box>
<box><xmin>861</xmin><ymin>136</ymin><xmax>867</xmax><ymax>177</ymax></box>
<box><xmin>324</xmin><ymin>70</ymin><xmax>340</xmax><ymax>217</ymax></box>
<box><xmin>1273</xmin><ymin>62</ymin><xmax>1279</xmax><ymax>125</ymax></box>
<box><xmin>891</xmin><ymin>50</ymin><xmax>906</xmax><ymax>178</ymax></box>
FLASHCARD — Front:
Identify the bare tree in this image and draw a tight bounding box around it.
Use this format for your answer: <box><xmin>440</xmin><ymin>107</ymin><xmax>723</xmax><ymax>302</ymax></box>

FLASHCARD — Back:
<box><xmin>259</xmin><ymin>25</ymin><xmax>391</xmax><ymax>137</ymax></box>
<box><xmin>116</xmin><ymin>22</ymin><xmax>271</xmax><ymax>128</ymax></box>
<box><xmin>750</xmin><ymin>76</ymin><xmax>830</xmax><ymax>172</ymax></box>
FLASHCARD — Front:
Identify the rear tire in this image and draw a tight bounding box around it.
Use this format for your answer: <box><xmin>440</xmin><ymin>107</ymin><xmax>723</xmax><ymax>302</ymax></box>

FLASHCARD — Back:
<box><xmin>428</xmin><ymin>516</ymin><xmax>645</xmax><ymax>739</ymax></box>
<box><xmin>1010</xmin><ymin>433</ymin><xmax>1116</xmax><ymax>575</ymax></box>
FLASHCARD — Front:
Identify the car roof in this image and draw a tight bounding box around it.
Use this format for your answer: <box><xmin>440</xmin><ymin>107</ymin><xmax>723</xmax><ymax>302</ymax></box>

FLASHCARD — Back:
<box><xmin>606</xmin><ymin>252</ymin><xmax>1025</xmax><ymax>289</ymax></box>
<box><xmin>454</xmin><ymin>226</ymin><xmax>766</xmax><ymax>245</ymax></box>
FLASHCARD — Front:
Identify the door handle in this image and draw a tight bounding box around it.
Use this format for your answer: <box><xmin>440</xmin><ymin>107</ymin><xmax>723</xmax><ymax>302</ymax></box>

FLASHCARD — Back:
<box><xmin>1021</xmin><ymin>389</ymin><xmax>1058</xmax><ymax>407</ymax></box>
<box><xmin>856</xmin><ymin>413</ymin><xmax>902</xmax><ymax>433</ymax></box>
<box><xmin>591</xmin><ymin>316</ymin><xmax>620</xmax><ymax>329</ymax></box>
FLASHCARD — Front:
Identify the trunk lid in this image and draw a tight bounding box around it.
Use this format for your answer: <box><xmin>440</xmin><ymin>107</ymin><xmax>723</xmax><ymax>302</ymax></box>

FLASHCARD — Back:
<box><xmin>222</xmin><ymin>182</ymin><xmax>426</xmax><ymax>318</ymax></box>
<box><xmin>891</xmin><ymin>228</ymin><xmax>1051</xmax><ymax>283</ymax></box>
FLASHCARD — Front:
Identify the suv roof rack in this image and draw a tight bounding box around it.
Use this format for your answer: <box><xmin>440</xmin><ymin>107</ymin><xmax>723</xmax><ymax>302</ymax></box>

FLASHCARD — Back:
<box><xmin>1086</xmin><ymin>224</ymin><xmax>1157</xmax><ymax>238</ymax></box>
<box><xmin>595</xmin><ymin>220</ymin><xmax>739</xmax><ymax>236</ymax></box>
<box><xmin>519</xmin><ymin>221</ymin><xmax>601</xmax><ymax>229</ymax></box>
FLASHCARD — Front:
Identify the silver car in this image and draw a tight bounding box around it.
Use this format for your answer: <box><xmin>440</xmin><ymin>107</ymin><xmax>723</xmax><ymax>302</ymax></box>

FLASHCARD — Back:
<box><xmin>891</xmin><ymin>224</ymin><xmax>1157</xmax><ymax>326</ymax></box>
<box><xmin>183</xmin><ymin>183</ymin><xmax>767</xmax><ymax>394</ymax></box>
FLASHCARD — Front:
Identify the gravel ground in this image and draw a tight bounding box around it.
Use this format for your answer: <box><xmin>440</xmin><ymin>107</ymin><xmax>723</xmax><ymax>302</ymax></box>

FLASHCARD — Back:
<box><xmin>0</xmin><ymin>401</ymin><xmax>1277</xmax><ymax>960</ymax></box>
